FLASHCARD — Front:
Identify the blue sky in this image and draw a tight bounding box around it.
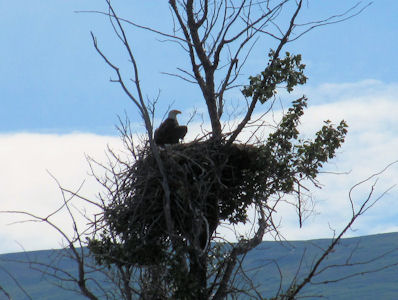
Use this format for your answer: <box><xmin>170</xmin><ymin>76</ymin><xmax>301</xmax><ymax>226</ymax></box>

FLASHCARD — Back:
<box><xmin>1</xmin><ymin>0</ymin><xmax>397</xmax><ymax>134</ymax></box>
<box><xmin>1</xmin><ymin>1</ymin><xmax>398</xmax><ymax>253</ymax></box>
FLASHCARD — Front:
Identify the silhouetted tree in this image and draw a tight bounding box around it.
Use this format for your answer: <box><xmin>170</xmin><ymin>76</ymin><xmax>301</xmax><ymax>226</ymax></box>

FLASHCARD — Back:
<box><xmin>5</xmin><ymin>1</ymin><xmax>392</xmax><ymax>300</ymax></box>
<box><xmin>84</xmin><ymin>1</ymin><xmax>363</xmax><ymax>299</ymax></box>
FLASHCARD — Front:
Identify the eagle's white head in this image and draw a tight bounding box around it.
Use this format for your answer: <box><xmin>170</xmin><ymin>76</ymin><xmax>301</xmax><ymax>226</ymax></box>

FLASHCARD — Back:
<box><xmin>168</xmin><ymin>109</ymin><xmax>181</xmax><ymax>121</ymax></box>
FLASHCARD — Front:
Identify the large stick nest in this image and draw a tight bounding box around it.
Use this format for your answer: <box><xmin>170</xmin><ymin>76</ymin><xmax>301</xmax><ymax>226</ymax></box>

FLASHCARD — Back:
<box><xmin>90</xmin><ymin>139</ymin><xmax>281</xmax><ymax>266</ymax></box>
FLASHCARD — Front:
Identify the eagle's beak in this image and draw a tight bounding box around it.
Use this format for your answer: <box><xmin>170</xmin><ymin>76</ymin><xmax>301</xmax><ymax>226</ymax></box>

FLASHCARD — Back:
<box><xmin>175</xmin><ymin>110</ymin><xmax>182</xmax><ymax>114</ymax></box>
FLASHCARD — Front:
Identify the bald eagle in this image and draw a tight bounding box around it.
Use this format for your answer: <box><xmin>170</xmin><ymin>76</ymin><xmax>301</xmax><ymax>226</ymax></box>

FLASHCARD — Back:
<box><xmin>154</xmin><ymin>110</ymin><xmax>187</xmax><ymax>146</ymax></box>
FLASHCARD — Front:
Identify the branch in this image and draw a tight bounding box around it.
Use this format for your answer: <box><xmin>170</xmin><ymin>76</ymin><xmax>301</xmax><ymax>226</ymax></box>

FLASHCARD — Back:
<box><xmin>75</xmin><ymin>10</ymin><xmax>188</xmax><ymax>43</ymax></box>
<box><xmin>289</xmin><ymin>161</ymin><xmax>398</xmax><ymax>298</ymax></box>
<box><xmin>213</xmin><ymin>202</ymin><xmax>271</xmax><ymax>299</ymax></box>
<box><xmin>0</xmin><ymin>285</ymin><xmax>11</xmax><ymax>300</ymax></box>
<box><xmin>0</xmin><ymin>265</ymin><xmax>31</xmax><ymax>299</ymax></box>
<box><xmin>290</xmin><ymin>2</ymin><xmax>373</xmax><ymax>42</ymax></box>
<box><xmin>227</xmin><ymin>0</ymin><xmax>303</xmax><ymax>145</ymax></box>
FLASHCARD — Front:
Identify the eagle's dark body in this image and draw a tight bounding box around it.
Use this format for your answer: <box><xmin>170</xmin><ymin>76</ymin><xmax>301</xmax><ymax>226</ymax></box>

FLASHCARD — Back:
<box><xmin>154</xmin><ymin>110</ymin><xmax>187</xmax><ymax>146</ymax></box>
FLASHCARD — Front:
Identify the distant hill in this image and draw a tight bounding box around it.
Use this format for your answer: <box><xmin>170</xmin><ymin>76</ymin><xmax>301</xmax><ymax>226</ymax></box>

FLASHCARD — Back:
<box><xmin>1</xmin><ymin>232</ymin><xmax>397</xmax><ymax>299</ymax></box>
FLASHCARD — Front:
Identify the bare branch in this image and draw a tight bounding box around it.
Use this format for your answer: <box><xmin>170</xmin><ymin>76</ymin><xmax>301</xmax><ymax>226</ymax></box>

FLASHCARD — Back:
<box><xmin>75</xmin><ymin>9</ymin><xmax>188</xmax><ymax>43</ymax></box>
<box><xmin>227</xmin><ymin>0</ymin><xmax>304</xmax><ymax>145</ymax></box>
<box><xmin>289</xmin><ymin>161</ymin><xmax>398</xmax><ymax>298</ymax></box>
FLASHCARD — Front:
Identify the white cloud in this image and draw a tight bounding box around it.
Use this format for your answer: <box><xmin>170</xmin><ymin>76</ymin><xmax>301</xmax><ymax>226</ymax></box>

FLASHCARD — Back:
<box><xmin>0</xmin><ymin>133</ymin><xmax>124</xmax><ymax>254</ymax></box>
<box><xmin>1</xmin><ymin>80</ymin><xmax>397</xmax><ymax>254</ymax></box>
<box><xmin>263</xmin><ymin>80</ymin><xmax>398</xmax><ymax>241</ymax></box>
<box><xmin>218</xmin><ymin>80</ymin><xmax>398</xmax><ymax>242</ymax></box>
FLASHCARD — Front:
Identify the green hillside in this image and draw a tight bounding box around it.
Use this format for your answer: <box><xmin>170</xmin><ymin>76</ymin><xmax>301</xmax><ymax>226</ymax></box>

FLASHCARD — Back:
<box><xmin>1</xmin><ymin>232</ymin><xmax>397</xmax><ymax>299</ymax></box>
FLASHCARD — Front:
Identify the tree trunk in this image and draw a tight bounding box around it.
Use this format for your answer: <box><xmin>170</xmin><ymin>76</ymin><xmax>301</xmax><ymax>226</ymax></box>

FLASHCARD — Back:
<box><xmin>189</xmin><ymin>254</ymin><xmax>207</xmax><ymax>300</ymax></box>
